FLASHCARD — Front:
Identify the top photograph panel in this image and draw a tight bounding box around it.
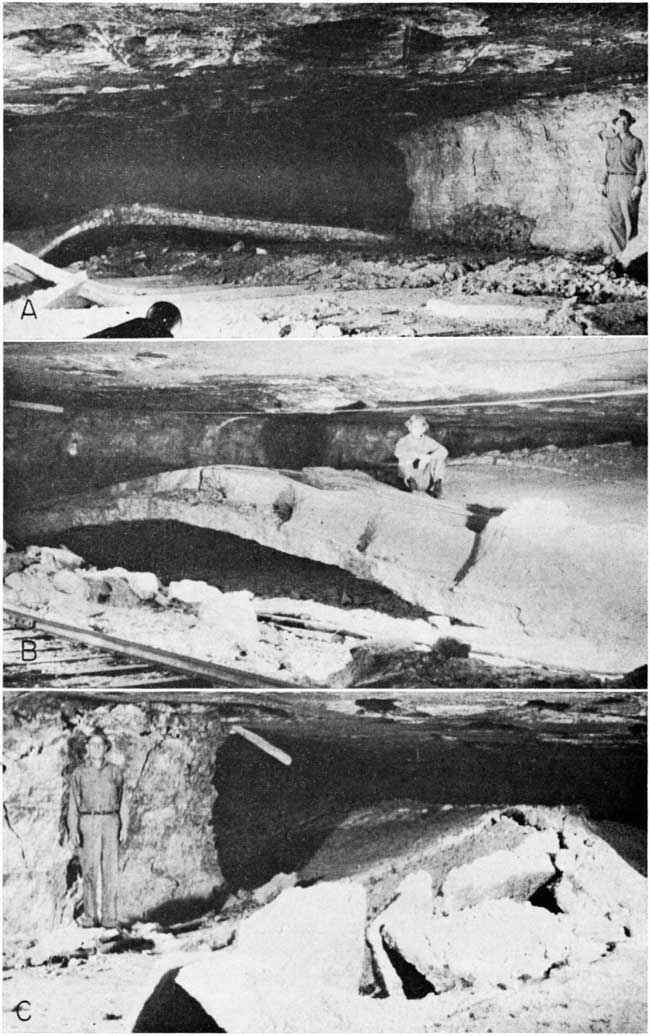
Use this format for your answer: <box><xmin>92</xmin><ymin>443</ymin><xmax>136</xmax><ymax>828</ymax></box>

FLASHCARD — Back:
<box><xmin>4</xmin><ymin>1</ymin><xmax>647</xmax><ymax>340</ymax></box>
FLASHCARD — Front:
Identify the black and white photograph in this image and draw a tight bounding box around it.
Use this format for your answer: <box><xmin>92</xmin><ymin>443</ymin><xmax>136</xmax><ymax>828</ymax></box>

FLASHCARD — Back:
<box><xmin>2</xmin><ymin>690</ymin><xmax>647</xmax><ymax>1033</ymax></box>
<box><xmin>2</xmin><ymin>2</ymin><xmax>648</xmax><ymax>1034</ymax></box>
<box><xmin>4</xmin><ymin>337</ymin><xmax>647</xmax><ymax>689</ymax></box>
<box><xmin>3</xmin><ymin>2</ymin><xmax>648</xmax><ymax>338</ymax></box>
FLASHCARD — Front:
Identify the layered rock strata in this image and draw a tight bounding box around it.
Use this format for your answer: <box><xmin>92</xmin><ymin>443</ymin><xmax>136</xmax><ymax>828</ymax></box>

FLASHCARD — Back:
<box><xmin>400</xmin><ymin>87</ymin><xmax>648</xmax><ymax>252</ymax></box>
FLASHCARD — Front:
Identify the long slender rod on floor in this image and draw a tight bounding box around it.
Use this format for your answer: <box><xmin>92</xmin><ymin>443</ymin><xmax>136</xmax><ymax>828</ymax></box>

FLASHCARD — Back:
<box><xmin>3</xmin><ymin>607</ymin><xmax>299</xmax><ymax>689</ymax></box>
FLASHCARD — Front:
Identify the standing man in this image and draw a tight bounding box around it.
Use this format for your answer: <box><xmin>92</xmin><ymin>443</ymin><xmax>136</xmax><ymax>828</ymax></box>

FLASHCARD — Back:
<box><xmin>600</xmin><ymin>109</ymin><xmax>646</xmax><ymax>255</ymax></box>
<box><xmin>394</xmin><ymin>414</ymin><xmax>448</xmax><ymax>499</ymax></box>
<box><xmin>67</xmin><ymin>732</ymin><xmax>128</xmax><ymax>929</ymax></box>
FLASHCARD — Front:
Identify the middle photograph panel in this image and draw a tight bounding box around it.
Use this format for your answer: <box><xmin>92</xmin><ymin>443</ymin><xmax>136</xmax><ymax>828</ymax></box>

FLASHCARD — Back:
<box><xmin>3</xmin><ymin>336</ymin><xmax>647</xmax><ymax>690</ymax></box>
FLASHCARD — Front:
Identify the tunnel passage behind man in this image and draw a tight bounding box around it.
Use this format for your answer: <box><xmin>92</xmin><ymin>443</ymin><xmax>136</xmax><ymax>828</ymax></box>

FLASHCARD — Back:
<box><xmin>4</xmin><ymin>4</ymin><xmax>647</xmax><ymax>255</ymax></box>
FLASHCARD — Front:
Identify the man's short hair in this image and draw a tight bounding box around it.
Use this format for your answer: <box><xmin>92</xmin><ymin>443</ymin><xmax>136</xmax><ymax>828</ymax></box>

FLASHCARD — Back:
<box><xmin>146</xmin><ymin>301</ymin><xmax>182</xmax><ymax>330</ymax></box>
<box><xmin>614</xmin><ymin>108</ymin><xmax>636</xmax><ymax>126</ymax></box>
<box><xmin>87</xmin><ymin>729</ymin><xmax>111</xmax><ymax>751</ymax></box>
<box><xmin>406</xmin><ymin>413</ymin><xmax>430</xmax><ymax>434</ymax></box>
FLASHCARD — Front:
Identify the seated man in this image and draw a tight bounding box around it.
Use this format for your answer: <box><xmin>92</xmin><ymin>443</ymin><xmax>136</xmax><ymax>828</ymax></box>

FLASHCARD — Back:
<box><xmin>86</xmin><ymin>300</ymin><xmax>182</xmax><ymax>339</ymax></box>
<box><xmin>394</xmin><ymin>413</ymin><xmax>448</xmax><ymax>499</ymax></box>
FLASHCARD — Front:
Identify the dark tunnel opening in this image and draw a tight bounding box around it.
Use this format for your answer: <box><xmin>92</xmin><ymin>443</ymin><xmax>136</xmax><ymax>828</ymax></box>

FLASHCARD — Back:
<box><xmin>31</xmin><ymin>520</ymin><xmax>430</xmax><ymax>620</ymax></box>
<box><xmin>210</xmin><ymin>717</ymin><xmax>647</xmax><ymax>892</ymax></box>
<box><xmin>4</xmin><ymin>112</ymin><xmax>412</xmax><ymax>237</ymax></box>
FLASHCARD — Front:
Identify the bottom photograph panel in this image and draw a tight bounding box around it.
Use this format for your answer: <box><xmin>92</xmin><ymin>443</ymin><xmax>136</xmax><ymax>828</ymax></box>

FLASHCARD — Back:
<box><xmin>3</xmin><ymin>690</ymin><xmax>647</xmax><ymax>1033</ymax></box>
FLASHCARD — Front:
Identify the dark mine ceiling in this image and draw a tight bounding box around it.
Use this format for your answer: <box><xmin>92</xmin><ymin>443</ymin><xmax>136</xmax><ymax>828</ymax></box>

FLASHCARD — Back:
<box><xmin>4</xmin><ymin>3</ymin><xmax>647</xmax><ymax>127</ymax></box>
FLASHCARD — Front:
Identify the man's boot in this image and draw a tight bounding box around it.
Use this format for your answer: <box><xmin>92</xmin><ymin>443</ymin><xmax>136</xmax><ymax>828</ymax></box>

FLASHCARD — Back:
<box><xmin>79</xmin><ymin>916</ymin><xmax>99</xmax><ymax>928</ymax></box>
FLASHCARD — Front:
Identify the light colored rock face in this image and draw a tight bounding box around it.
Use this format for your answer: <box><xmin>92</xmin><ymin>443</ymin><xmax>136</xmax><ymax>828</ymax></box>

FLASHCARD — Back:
<box><xmin>384</xmin><ymin>898</ymin><xmax>571</xmax><ymax>990</ymax></box>
<box><xmin>3</xmin><ymin>721</ymin><xmax>71</xmax><ymax>940</ymax></box>
<box><xmin>450</xmin><ymin>496</ymin><xmax>647</xmax><ymax>672</ymax></box>
<box><xmin>159</xmin><ymin>809</ymin><xmax>647</xmax><ymax>1032</ymax></box>
<box><xmin>16</xmin><ymin>465</ymin><xmax>472</xmax><ymax>619</ymax></box>
<box><xmin>3</xmin><ymin>699</ymin><xmax>224</xmax><ymax>949</ymax></box>
<box><xmin>176</xmin><ymin>881</ymin><xmax>368</xmax><ymax>1032</ymax></box>
<box><xmin>367</xmin><ymin>870</ymin><xmax>434</xmax><ymax>997</ymax></box>
<box><xmin>440</xmin><ymin>829</ymin><xmax>558</xmax><ymax>910</ymax></box>
<box><xmin>400</xmin><ymin>87</ymin><xmax>647</xmax><ymax>252</ymax></box>
<box><xmin>15</xmin><ymin>467</ymin><xmax>646</xmax><ymax>673</ymax></box>
<box><xmin>555</xmin><ymin>820</ymin><xmax>648</xmax><ymax>939</ymax></box>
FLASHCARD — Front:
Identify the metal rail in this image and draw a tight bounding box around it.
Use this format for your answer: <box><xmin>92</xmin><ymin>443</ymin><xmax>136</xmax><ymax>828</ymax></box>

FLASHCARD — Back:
<box><xmin>3</xmin><ymin>607</ymin><xmax>299</xmax><ymax>689</ymax></box>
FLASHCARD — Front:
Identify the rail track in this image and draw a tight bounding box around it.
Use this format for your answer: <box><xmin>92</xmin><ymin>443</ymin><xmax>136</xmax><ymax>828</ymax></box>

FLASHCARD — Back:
<box><xmin>3</xmin><ymin>609</ymin><xmax>299</xmax><ymax>689</ymax></box>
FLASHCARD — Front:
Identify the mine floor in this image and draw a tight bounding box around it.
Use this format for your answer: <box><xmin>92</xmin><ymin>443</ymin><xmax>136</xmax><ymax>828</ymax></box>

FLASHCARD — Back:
<box><xmin>4</xmin><ymin>238</ymin><xmax>647</xmax><ymax>339</ymax></box>
<box><xmin>4</xmin><ymin>443</ymin><xmax>647</xmax><ymax>688</ymax></box>
<box><xmin>3</xmin><ymin>692</ymin><xmax>645</xmax><ymax>1034</ymax></box>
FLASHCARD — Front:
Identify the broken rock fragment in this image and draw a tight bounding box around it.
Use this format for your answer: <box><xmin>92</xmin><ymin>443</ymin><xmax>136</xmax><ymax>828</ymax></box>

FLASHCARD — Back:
<box><xmin>554</xmin><ymin>824</ymin><xmax>648</xmax><ymax>938</ymax></box>
<box><xmin>440</xmin><ymin>828</ymin><xmax>559</xmax><ymax>910</ymax></box>
<box><xmin>23</xmin><ymin>544</ymin><xmax>84</xmax><ymax>572</ymax></box>
<box><xmin>175</xmin><ymin>881</ymin><xmax>368</xmax><ymax>1031</ymax></box>
<box><xmin>197</xmin><ymin>589</ymin><xmax>260</xmax><ymax>654</ymax></box>
<box><xmin>51</xmin><ymin>568</ymin><xmax>88</xmax><ymax>597</ymax></box>
<box><xmin>367</xmin><ymin>870</ymin><xmax>434</xmax><ymax>998</ymax></box>
<box><xmin>126</xmin><ymin>571</ymin><xmax>160</xmax><ymax>601</ymax></box>
<box><xmin>168</xmin><ymin>578</ymin><xmax>219</xmax><ymax>606</ymax></box>
<box><xmin>382</xmin><ymin>898</ymin><xmax>571</xmax><ymax>992</ymax></box>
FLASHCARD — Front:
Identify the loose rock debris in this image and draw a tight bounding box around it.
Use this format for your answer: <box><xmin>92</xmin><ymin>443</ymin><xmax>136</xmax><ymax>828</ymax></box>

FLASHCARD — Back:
<box><xmin>127</xmin><ymin>807</ymin><xmax>645</xmax><ymax>1032</ymax></box>
<box><xmin>8</xmin><ymin>807</ymin><xmax>644</xmax><ymax>1032</ymax></box>
<box><xmin>78</xmin><ymin>239</ymin><xmax>646</xmax><ymax>302</ymax></box>
<box><xmin>2</xmin><ymin>687</ymin><xmax>645</xmax><ymax>1032</ymax></box>
<box><xmin>7</xmin><ymin>453</ymin><xmax>646</xmax><ymax>676</ymax></box>
<box><xmin>4</xmin><ymin>238</ymin><xmax>646</xmax><ymax>339</ymax></box>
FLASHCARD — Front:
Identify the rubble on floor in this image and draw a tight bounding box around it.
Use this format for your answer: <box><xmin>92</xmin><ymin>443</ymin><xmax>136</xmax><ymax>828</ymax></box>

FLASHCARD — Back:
<box><xmin>3</xmin><ymin>542</ymin><xmax>451</xmax><ymax>686</ymax></box>
<box><xmin>5</xmin><ymin>237</ymin><xmax>645</xmax><ymax>338</ymax></box>
<box><xmin>82</xmin><ymin>239</ymin><xmax>646</xmax><ymax>307</ymax></box>
<box><xmin>452</xmin><ymin>441</ymin><xmax>645</xmax><ymax>473</ymax></box>
<box><xmin>11</xmin><ymin>461</ymin><xmax>646</xmax><ymax>674</ymax></box>
<box><xmin>3</xmin><ymin>693</ymin><xmax>644</xmax><ymax>1031</ymax></box>
<box><xmin>126</xmin><ymin>805</ymin><xmax>646</xmax><ymax>1033</ymax></box>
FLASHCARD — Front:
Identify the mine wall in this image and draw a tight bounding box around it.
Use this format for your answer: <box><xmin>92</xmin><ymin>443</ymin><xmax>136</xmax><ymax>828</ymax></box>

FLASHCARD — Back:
<box><xmin>5</xmin><ymin>3</ymin><xmax>647</xmax><ymax>259</ymax></box>
<box><xmin>3</xmin><ymin>695</ymin><xmax>225</xmax><ymax>942</ymax></box>
<box><xmin>5</xmin><ymin>396</ymin><xmax>646</xmax><ymax>511</ymax></box>
<box><xmin>400</xmin><ymin>85</ymin><xmax>648</xmax><ymax>252</ymax></box>
<box><xmin>4</xmin><ymin>692</ymin><xmax>647</xmax><ymax>948</ymax></box>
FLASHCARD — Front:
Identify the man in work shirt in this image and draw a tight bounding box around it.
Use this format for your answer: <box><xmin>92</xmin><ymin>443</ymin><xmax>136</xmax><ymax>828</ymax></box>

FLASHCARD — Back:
<box><xmin>67</xmin><ymin>732</ymin><xmax>128</xmax><ymax>929</ymax></box>
<box><xmin>394</xmin><ymin>413</ymin><xmax>448</xmax><ymax>499</ymax></box>
<box><xmin>600</xmin><ymin>109</ymin><xmax>646</xmax><ymax>254</ymax></box>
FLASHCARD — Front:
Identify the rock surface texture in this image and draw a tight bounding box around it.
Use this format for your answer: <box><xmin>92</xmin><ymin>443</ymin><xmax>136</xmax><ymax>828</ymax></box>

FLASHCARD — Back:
<box><xmin>132</xmin><ymin>805</ymin><xmax>647</xmax><ymax>1033</ymax></box>
<box><xmin>4</xmin><ymin>5</ymin><xmax>644</xmax><ymax>123</ymax></box>
<box><xmin>3</xmin><ymin>696</ymin><xmax>224</xmax><ymax>951</ymax></box>
<box><xmin>400</xmin><ymin>87</ymin><xmax>648</xmax><ymax>252</ymax></box>
<box><xmin>11</xmin><ymin>465</ymin><xmax>646</xmax><ymax>673</ymax></box>
<box><xmin>4</xmin><ymin>5</ymin><xmax>646</xmax><ymax>249</ymax></box>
